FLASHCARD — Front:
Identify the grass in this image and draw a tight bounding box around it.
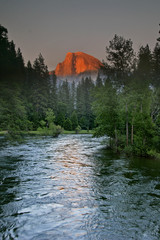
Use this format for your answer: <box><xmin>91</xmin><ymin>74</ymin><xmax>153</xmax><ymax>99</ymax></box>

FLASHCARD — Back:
<box><xmin>27</xmin><ymin>130</ymin><xmax>94</xmax><ymax>135</ymax></box>
<box><xmin>0</xmin><ymin>130</ymin><xmax>94</xmax><ymax>136</ymax></box>
<box><xmin>0</xmin><ymin>131</ymin><xmax>8</xmax><ymax>136</ymax></box>
<box><xmin>0</xmin><ymin>130</ymin><xmax>44</xmax><ymax>137</ymax></box>
<box><xmin>63</xmin><ymin>129</ymin><xmax>94</xmax><ymax>134</ymax></box>
<box><xmin>26</xmin><ymin>130</ymin><xmax>44</xmax><ymax>135</ymax></box>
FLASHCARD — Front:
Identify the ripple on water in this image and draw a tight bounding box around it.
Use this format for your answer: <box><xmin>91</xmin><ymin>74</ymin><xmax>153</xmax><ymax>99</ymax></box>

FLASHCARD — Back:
<box><xmin>0</xmin><ymin>134</ymin><xmax>160</xmax><ymax>240</ymax></box>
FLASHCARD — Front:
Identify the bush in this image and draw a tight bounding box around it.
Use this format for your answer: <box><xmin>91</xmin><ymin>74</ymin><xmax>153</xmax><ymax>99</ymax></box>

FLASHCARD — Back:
<box><xmin>75</xmin><ymin>125</ymin><xmax>81</xmax><ymax>134</ymax></box>
<box><xmin>147</xmin><ymin>149</ymin><xmax>160</xmax><ymax>160</ymax></box>
<box><xmin>124</xmin><ymin>145</ymin><xmax>133</xmax><ymax>156</ymax></box>
<box><xmin>37</xmin><ymin>123</ymin><xmax>63</xmax><ymax>137</ymax></box>
<box><xmin>117</xmin><ymin>135</ymin><xmax>126</xmax><ymax>148</ymax></box>
<box><xmin>54</xmin><ymin>125</ymin><xmax>63</xmax><ymax>137</ymax></box>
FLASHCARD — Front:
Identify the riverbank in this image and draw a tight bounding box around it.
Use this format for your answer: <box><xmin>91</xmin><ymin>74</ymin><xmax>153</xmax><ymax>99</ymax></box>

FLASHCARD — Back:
<box><xmin>29</xmin><ymin>130</ymin><xmax>94</xmax><ymax>135</ymax></box>
<box><xmin>1</xmin><ymin>130</ymin><xmax>159</xmax><ymax>160</ymax></box>
<box><xmin>0</xmin><ymin>129</ymin><xmax>94</xmax><ymax>136</ymax></box>
<box><xmin>0</xmin><ymin>131</ymin><xmax>8</xmax><ymax>136</ymax></box>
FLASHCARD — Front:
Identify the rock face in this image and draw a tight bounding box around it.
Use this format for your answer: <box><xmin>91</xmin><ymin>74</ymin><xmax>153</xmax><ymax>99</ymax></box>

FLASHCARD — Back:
<box><xmin>55</xmin><ymin>52</ymin><xmax>103</xmax><ymax>77</ymax></box>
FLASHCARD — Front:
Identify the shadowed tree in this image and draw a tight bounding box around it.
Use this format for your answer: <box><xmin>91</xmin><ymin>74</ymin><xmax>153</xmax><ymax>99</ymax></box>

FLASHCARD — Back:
<box><xmin>105</xmin><ymin>34</ymin><xmax>135</xmax><ymax>85</ymax></box>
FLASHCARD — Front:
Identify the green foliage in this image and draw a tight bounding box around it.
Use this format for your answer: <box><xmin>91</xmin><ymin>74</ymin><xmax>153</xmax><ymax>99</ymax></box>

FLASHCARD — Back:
<box><xmin>49</xmin><ymin>71</ymin><xmax>58</xmax><ymax>113</ymax></box>
<box><xmin>71</xmin><ymin>111</ymin><xmax>78</xmax><ymax>130</ymax></box>
<box><xmin>96</xmin><ymin>73</ymin><xmax>103</xmax><ymax>88</ymax></box>
<box><xmin>40</xmin><ymin>120</ymin><xmax>46</xmax><ymax>128</ymax></box>
<box><xmin>58</xmin><ymin>80</ymin><xmax>71</xmax><ymax>116</ymax></box>
<box><xmin>56</xmin><ymin>112</ymin><xmax>65</xmax><ymax>127</ymax></box>
<box><xmin>37</xmin><ymin>109</ymin><xmax>62</xmax><ymax>137</ymax></box>
<box><xmin>45</xmin><ymin>108</ymin><xmax>55</xmax><ymax>126</ymax></box>
<box><xmin>76</xmin><ymin>77</ymin><xmax>95</xmax><ymax>129</ymax></box>
<box><xmin>54</xmin><ymin>125</ymin><xmax>63</xmax><ymax>137</ymax></box>
<box><xmin>37</xmin><ymin>122</ymin><xmax>63</xmax><ymax>137</ymax></box>
<box><xmin>123</xmin><ymin>145</ymin><xmax>133</xmax><ymax>156</ymax></box>
<box><xmin>75</xmin><ymin>125</ymin><xmax>81</xmax><ymax>134</ymax></box>
<box><xmin>93</xmin><ymin>79</ymin><xmax>120</xmax><ymax>138</ymax></box>
<box><xmin>92</xmin><ymin>34</ymin><xmax>160</xmax><ymax>158</ymax></box>
<box><xmin>0</xmin><ymin>25</ymin><xmax>96</xmax><ymax>140</ymax></box>
<box><xmin>147</xmin><ymin>149</ymin><xmax>160</xmax><ymax>160</ymax></box>
<box><xmin>137</xmin><ymin>45</ymin><xmax>152</xmax><ymax>76</ymax></box>
<box><xmin>106</xmin><ymin>34</ymin><xmax>135</xmax><ymax>84</ymax></box>
<box><xmin>64</xmin><ymin>118</ymin><xmax>72</xmax><ymax>131</ymax></box>
<box><xmin>152</xmin><ymin>43</ymin><xmax>160</xmax><ymax>87</ymax></box>
<box><xmin>1</xmin><ymin>24</ymin><xmax>160</xmax><ymax>155</ymax></box>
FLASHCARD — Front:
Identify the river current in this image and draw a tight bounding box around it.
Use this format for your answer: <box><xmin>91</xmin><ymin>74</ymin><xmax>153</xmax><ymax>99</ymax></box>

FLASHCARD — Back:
<box><xmin>0</xmin><ymin>134</ymin><xmax>160</xmax><ymax>240</ymax></box>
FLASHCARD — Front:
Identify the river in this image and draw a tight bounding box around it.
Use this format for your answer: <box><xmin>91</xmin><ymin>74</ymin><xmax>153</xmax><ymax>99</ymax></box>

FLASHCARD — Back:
<box><xmin>0</xmin><ymin>134</ymin><xmax>160</xmax><ymax>240</ymax></box>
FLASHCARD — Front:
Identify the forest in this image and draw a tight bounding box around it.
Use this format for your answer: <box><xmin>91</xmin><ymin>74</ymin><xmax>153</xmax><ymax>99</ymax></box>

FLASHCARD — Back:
<box><xmin>0</xmin><ymin>25</ymin><xmax>95</xmax><ymax>137</ymax></box>
<box><xmin>0</xmin><ymin>25</ymin><xmax>160</xmax><ymax>158</ymax></box>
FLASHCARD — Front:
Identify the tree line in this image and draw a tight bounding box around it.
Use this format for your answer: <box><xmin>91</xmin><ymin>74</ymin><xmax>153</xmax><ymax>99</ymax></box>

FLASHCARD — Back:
<box><xmin>0</xmin><ymin>25</ymin><xmax>95</xmax><ymax>137</ymax></box>
<box><xmin>1</xmin><ymin>24</ymin><xmax>160</xmax><ymax>158</ymax></box>
<box><xmin>93</xmin><ymin>34</ymin><xmax>160</xmax><ymax>158</ymax></box>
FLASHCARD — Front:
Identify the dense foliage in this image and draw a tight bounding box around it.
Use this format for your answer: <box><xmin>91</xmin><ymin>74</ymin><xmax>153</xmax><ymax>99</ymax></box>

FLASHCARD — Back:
<box><xmin>1</xmin><ymin>25</ymin><xmax>160</xmax><ymax>158</ymax></box>
<box><xmin>93</xmin><ymin>34</ymin><xmax>160</xmax><ymax>158</ymax></box>
<box><xmin>0</xmin><ymin>25</ymin><xmax>95</xmax><ymax>138</ymax></box>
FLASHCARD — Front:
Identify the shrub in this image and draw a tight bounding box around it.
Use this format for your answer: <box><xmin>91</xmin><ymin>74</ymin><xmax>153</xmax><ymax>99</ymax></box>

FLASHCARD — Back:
<box><xmin>75</xmin><ymin>125</ymin><xmax>81</xmax><ymax>134</ymax></box>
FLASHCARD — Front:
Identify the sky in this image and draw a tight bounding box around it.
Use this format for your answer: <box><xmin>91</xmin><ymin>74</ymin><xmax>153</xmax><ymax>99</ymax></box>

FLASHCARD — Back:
<box><xmin>0</xmin><ymin>0</ymin><xmax>160</xmax><ymax>70</ymax></box>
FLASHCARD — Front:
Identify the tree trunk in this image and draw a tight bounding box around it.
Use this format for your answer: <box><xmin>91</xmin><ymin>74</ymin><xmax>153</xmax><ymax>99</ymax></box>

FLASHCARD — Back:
<box><xmin>140</xmin><ymin>103</ymin><xmax>143</xmax><ymax>113</ymax></box>
<box><xmin>126</xmin><ymin>103</ymin><xmax>128</xmax><ymax>146</ymax></box>
<box><xmin>115</xmin><ymin>126</ymin><xmax>118</xmax><ymax>151</ymax></box>
<box><xmin>131</xmin><ymin>122</ymin><xmax>133</xmax><ymax>145</ymax></box>
<box><xmin>109</xmin><ymin>137</ymin><xmax>111</xmax><ymax>148</ymax></box>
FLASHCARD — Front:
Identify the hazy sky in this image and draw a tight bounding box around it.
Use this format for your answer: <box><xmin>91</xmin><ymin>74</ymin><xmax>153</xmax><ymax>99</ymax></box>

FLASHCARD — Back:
<box><xmin>1</xmin><ymin>0</ymin><xmax>160</xmax><ymax>70</ymax></box>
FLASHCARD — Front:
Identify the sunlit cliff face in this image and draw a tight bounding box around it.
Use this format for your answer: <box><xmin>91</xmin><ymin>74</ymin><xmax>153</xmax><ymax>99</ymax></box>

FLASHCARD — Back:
<box><xmin>55</xmin><ymin>52</ymin><xmax>103</xmax><ymax>77</ymax></box>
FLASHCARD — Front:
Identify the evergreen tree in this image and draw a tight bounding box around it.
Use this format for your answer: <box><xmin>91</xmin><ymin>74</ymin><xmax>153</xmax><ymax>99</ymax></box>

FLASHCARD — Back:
<box><xmin>64</xmin><ymin>118</ymin><xmax>72</xmax><ymax>131</ymax></box>
<box><xmin>56</xmin><ymin>102</ymin><xmax>66</xmax><ymax>127</ymax></box>
<box><xmin>76</xmin><ymin>77</ymin><xmax>95</xmax><ymax>129</ymax></box>
<box><xmin>76</xmin><ymin>78</ymin><xmax>86</xmax><ymax>123</ymax></box>
<box><xmin>70</xmin><ymin>80</ymin><xmax>76</xmax><ymax>113</ymax></box>
<box><xmin>56</xmin><ymin>112</ymin><xmax>65</xmax><ymax>128</ymax></box>
<box><xmin>93</xmin><ymin>34</ymin><xmax>159</xmax><ymax>157</ymax></box>
<box><xmin>96</xmin><ymin>73</ymin><xmax>103</xmax><ymax>88</ymax></box>
<box><xmin>136</xmin><ymin>44</ymin><xmax>152</xmax><ymax>88</ymax></box>
<box><xmin>152</xmin><ymin>43</ymin><xmax>160</xmax><ymax>87</ymax></box>
<box><xmin>58</xmin><ymin>80</ymin><xmax>71</xmax><ymax>116</ymax></box>
<box><xmin>0</xmin><ymin>25</ymin><xmax>28</xmax><ymax>133</ymax></box>
<box><xmin>93</xmin><ymin>79</ymin><xmax>120</xmax><ymax>147</ymax></box>
<box><xmin>45</xmin><ymin>108</ymin><xmax>55</xmax><ymax>127</ymax></box>
<box><xmin>105</xmin><ymin>34</ymin><xmax>135</xmax><ymax>85</ymax></box>
<box><xmin>0</xmin><ymin>25</ymin><xmax>9</xmax><ymax>81</ymax></box>
<box><xmin>32</xmin><ymin>54</ymin><xmax>50</xmax><ymax>125</ymax></box>
<box><xmin>71</xmin><ymin>111</ymin><xmax>78</xmax><ymax>130</ymax></box>
<box><xmin>49</xmin><ymin>71</ymin><xmax>58</xmax><ymax>114</ymax></box>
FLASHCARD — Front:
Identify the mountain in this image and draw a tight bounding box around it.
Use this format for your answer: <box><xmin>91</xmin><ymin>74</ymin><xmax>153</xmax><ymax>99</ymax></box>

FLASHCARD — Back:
<box><xmin>53</xmin><ymin>52</ymin><xmax>103</xmax><ymax>81</ymax></box>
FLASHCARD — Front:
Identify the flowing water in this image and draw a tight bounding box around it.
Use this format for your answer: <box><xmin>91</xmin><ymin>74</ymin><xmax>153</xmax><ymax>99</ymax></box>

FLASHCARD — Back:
<box><xmin>0</xmin><ymin>134</ymin><xmax>160</xmax><ymax>240</ymax></box>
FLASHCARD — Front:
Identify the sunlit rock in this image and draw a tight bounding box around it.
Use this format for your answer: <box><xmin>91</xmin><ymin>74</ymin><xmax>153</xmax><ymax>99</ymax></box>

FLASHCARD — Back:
<box><xmin>54</xmin><ymin>52</ymin><xmax>103</xmax><ymax>78</ymax></box>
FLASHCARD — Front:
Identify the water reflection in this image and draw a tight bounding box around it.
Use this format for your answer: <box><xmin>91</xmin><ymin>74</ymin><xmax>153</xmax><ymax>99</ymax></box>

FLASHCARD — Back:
<box><xmin>0</xmin><ymin>154</ymin><xmax>22</xmax><ymax>240</ymax></box>
<box><xmin>90</xmin><ymin>149</ymin><xmax>160</xmax><ymax>240</ymax></box>
<box><xmin>0</xmin><ymin>135</ymin><xmax>160</xmax><ymax>239</ymax></box>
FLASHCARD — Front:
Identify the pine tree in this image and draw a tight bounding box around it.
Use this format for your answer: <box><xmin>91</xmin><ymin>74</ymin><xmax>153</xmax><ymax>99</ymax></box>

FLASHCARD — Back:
<box><xmin>49</xmin><ymin>71</ymin><xmax>58</xmax><ymax>114</ymax></box>
<box><xmin>136</xmin><ymin>44</ymin><xmax>152</xmax><ymax>87</ymax></box>
<box><xmin>32</xmin><ymin>54</ymin><xmax>50</xmax><ymax>124</ymax></box>
<box><xmin>96</xmin><ymin>73</ymin><xmax>103</xmax><ymax>88</ymax></box>
<box><xmin>76</xmin><ymin>77</ymin><xmax>95</xmax><ymax>129</ymax></box>
<box><xmin>71</xmin><ymin>111</ymin><xmax>78</xmax><ymax>130</ymax></box>
<box><xmin>105</xmin><ymin>34</ymin><xmax>135</xmax><ymax>85</ymax></box>
<box><xmin>64</xmin><ymin>118</ymin><xmax>72</xmax><ymax>131</ymax></box>
<box><xmin>152</xmin><ymin>43</ymin><xmax>160</xmax><ymax>87</ymax></box>
<box><xmin>0</xmin><ymin>25</ymin><xmax>9</xmax><ymax>81</ymax></box>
